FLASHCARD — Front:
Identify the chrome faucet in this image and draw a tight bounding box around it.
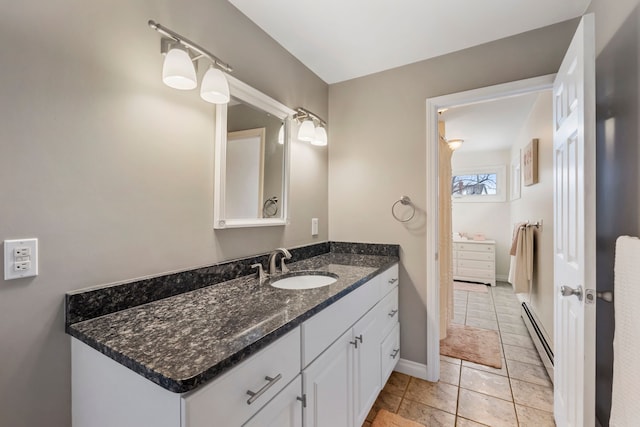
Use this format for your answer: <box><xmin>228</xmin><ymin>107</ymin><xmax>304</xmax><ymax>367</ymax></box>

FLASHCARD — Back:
<box><xmin>268</xmin><ymin>248</ymin><xmax>292</xmax><ymax>275</ymax></box>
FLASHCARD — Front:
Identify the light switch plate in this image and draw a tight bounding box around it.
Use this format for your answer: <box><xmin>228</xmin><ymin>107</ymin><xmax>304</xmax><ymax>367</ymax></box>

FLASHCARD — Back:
<box><xmin>4</xmin><ymin>238</ymin><xmax>38</xmax><ymax>280</ymax></box>
<box><xmin>311</xmin><ymin>218</ymin><xmax>319</xmax><ymax>236</ymax></box>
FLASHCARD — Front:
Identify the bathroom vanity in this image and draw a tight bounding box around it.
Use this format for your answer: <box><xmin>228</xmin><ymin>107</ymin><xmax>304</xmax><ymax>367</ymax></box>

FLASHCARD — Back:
<box><xmin>67</xmin><ymin>243</ymin><xmax>399</xmax><ymax>427</ymax></box>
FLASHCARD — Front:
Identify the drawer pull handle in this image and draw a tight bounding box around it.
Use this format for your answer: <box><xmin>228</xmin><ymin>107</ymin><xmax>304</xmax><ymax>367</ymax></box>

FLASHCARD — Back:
<box><xmin>388</xmin><ymin>309</ymin><xmax>398</xmax><ymax>318</ymax></box>
<box><xmin>388</xmin><ymin>278</ymin><xmax>398</xmax><ymax>284</ymax></box>
<box><xmin>246</xmin><ymin>374</ymin><xmax>282</xmax><ymax>405</ymax></box>
<box><xmin>390</xmin><ymin>349</ymin><xmax>400</xmax><ymax>359</ymax></box>
<box><xmin>356</xmin><ymin>334</ymin><xmax>363</xmax><ymax>344</ymax></box>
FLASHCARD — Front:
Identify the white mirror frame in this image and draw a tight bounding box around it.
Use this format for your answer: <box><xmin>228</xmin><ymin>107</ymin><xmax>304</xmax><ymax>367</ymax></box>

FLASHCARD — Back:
<box><xmin>214</xmin><ymin>75</ymin><xmax>295</xmax><ymax>229</ymax></box>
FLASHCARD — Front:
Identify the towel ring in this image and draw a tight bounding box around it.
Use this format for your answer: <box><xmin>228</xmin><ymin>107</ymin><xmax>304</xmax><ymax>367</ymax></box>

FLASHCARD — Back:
<box><xmin>392</xmin><ymin>196</ymin><xmax>415</xmax><ymax>222</ymax></box>
<box><xmin>262</xmin><ymin>196</ymin><xmax>279</xmax><ymax>218</ymax></box>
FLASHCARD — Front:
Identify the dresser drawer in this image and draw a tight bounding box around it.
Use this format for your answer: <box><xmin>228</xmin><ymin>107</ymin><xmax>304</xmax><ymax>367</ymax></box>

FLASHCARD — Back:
<box><xmin>378</xmin><ymin>264</ymin><xmax>399</xmax><ymax>298</ymax></box>
<box><xmin>380</xmin><ymin>323</ymin><xmax>400</xmax><ymax>385</ymax></box>
<box><xmin>458</xmin><ymin>259</ymin><xmax>494</xmax><ymax>270</ymax></box>
<box><xmin>457</xmin><ymin>268</ymin><xmax>495</xmax><ymax>280</ymax></box>
<box><xmin>182</xmin><ymin>327</ymin><xmax>301</xmax><ymax>427</ymax></box>
<box><xmin>301</xmin><ymin>278</ymin><xmax>379</xmax><ymax>367</ymax></box>
<box><xmin>454</xmin><ymin>242</ymin><xmax>495</xmax><ymax>253</ymax></box>
<box><xmin>378</xmin><ymin>287</ymin><xmax>399</xmax><ymax>340</ymax></box>
<box><xmin>457</xmin><ymin>250</ymin><xmax>494</xmax><ymax>261</ymax></box>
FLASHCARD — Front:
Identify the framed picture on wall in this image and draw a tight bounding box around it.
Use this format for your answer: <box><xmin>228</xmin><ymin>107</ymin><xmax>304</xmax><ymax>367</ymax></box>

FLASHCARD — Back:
<box><xmin>523</xmin><ymin>138</ymin><xmax>539</xmax><ymax>186</ymax></box>
<box><xmin>511</xmin><ymin>150</ymin><xmax>521</xmax><ymax>200</ymax></box>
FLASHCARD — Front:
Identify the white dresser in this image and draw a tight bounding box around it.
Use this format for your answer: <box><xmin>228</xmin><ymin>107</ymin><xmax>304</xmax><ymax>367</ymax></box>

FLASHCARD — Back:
<box><xmin>453</xmin><ymin>239</ymin><xmax>496</xmax><ymax>286</ymax></box>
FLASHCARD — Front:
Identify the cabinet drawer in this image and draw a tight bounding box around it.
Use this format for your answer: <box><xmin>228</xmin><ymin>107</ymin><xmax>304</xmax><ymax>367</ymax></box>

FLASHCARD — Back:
<box><xmin>457</xmin><ymin>251</ymin><xmax>494</xmax><ymax>261</ymax></box>
<box><xmin>453</xmin><ymin>243</ymin><xmax>495</xmax><ymax>253</ymax></box>
<box><xmin>380</xmin><ymin>323</ymin><xmax>400</xmax><ymax>385</ymax></box>
<box><xmin>301</xmin><ymin>279</ymin><xmax>379</xmax><ymax>367</ymax></box>
<box><xmin>378</xmin><ymin>264</ymin><xmax>399</xmax><ymax>298</ymax></box>
<box><xmin>458</xmin><ymin>259</ymin><xmax>494</xmax><ymax>270</ymax></box>
<box><xmin>378</xmin><ymin>287</ymin><xmax>399</xmax><ymax>340</ymax></box>
<box><xmin>243</xmin><ymin>375</ymin><xmax>302</xmax><ymax>427</ymax></box>
<box><xmin>182</xmin><ymin>327</ymin><xmax>301</xmax><ymax>427</ymax></box>
<box><xmin>457</xmin><ymin>268</ymin><xmax>494</xmax><ymax>279</ymax></box>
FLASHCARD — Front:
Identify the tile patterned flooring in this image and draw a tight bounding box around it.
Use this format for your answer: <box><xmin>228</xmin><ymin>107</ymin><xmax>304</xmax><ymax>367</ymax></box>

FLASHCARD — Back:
<box><xmin>363</xmin><ymin>282</ymin><xmax>555</xmax><ymax>427</ymax></box>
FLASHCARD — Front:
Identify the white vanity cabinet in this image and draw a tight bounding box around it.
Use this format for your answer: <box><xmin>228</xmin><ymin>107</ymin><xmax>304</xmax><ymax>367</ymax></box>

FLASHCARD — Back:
<box><xmin>301</xmin><ymin>263</ymin><xmax>399</xmax><ymax>427</ymax></box>
<box><xmin>72</xmin><ymin>327</ymin><xmax>302</xmax><ymax>427</ymax></box>
<box><xmin>71</xmin><ymin>262</ymin><xmax>400</xmax><ymax>427</ymax></box>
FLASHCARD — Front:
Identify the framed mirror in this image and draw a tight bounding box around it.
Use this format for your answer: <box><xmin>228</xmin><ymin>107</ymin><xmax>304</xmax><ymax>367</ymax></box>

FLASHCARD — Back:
<box><xmin>214</xmin><ymin>75</ymin><xmax>295</xmax><ymax>229</ymax></box>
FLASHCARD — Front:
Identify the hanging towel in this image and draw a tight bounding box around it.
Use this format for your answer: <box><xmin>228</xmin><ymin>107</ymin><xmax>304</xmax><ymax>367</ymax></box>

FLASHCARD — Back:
<box><xmin>508</xmin><ymin>225</ymin><xmax>534</xmax><ymax>294</ymax></box>
<box><xmin>610</xmin><ymin>236</ymin><xmax>640</xmax><ymax>426</ymax></box>
<box><xmin>509</xmin><ymin>222</ymin><xmax>526</xmax><ymax>256</ymax></box>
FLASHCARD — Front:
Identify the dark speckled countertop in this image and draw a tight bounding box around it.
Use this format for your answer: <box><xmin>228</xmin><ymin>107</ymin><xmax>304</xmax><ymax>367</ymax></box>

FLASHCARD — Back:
<box><xmin>67</xmin><ymin>250</ymin><xmax>398</xmax><ymax>393</ymax></box>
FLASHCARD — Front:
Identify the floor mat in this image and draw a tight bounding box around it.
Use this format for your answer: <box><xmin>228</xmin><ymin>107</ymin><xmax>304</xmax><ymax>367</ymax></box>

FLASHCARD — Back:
<box><xmin>440</xmin><ymin>323</ymin><xmax>502</xmax><ymax>368</ymax></box>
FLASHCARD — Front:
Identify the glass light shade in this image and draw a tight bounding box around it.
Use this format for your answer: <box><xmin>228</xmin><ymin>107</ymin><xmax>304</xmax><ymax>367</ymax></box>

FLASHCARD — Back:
<box><xmin>162</xmin><ymin>48</ymin><xmax>197</xmax><ymax>90</ymax></box>
<box><xmin>311</xmin><ymin>126</ymin><xmax>328</xmax><ymax>146</ymax></box>
<box><xmin>278</xmin><ymin>124</ymin><xmax>284</xmax><ymax>145</ymax></box>
<box><xmin>200</xmin><ymin>67</ymin><xmax>230</xmax><ymax>104</ymax></box>
<box><xmin>447</xmin><ymin>139</ymin><xmax>463</xmax><ymax>151</ymax></box>
<box><xmin>298</xmin><ymin>120</ymin><xmax>316</xmax><ymax>142</ymax></box>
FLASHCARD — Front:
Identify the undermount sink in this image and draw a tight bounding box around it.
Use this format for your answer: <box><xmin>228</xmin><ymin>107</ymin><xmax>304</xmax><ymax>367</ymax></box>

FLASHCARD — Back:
<box><xmin>270</xmin><ymin>272</ymin><xmax>338</xmax><ymax>290</ymax></box>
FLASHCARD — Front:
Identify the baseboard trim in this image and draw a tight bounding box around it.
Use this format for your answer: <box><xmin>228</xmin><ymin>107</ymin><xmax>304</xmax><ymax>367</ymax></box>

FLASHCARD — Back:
<box><xmin>395</xmin><ymin>358</ymin><xmax>429</xmax><ymax>380</ymax></box>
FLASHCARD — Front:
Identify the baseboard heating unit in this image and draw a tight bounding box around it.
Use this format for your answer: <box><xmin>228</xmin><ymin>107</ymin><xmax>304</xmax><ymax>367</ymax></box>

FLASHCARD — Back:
<box><xmin>520</xmin><ymin>302</ymin><xmax>554</xmax><ymax>382</ymax></box>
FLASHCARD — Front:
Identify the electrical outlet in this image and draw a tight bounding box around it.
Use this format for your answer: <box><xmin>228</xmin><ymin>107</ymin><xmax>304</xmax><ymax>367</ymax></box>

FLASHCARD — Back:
<box><xmin>14</xmin><ymin>261</ymin><xmax>31</xmax><ymax>271</ymax></box>
<box><xmin>14</xmin><ymin>247</ymin><xmax>31</xmax><ymax>257</ymax></box>
<box><xmin>4</xmin><ymin>238</ymin><xmax>38</xmax><ymax>280</ymax></box>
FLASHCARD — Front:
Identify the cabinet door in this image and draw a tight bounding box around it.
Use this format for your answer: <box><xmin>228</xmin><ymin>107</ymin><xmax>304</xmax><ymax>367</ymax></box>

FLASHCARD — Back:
<box><xmin>380</xmin><ymin>323</ymin><xmax>400</xmax><ymax>385</ymax></box>
<box><xmin>303</xmin><ymin>329</ymin><xmax>354</xmax><ymax>427</ymax></box>
<box><xmin>353</xmin><ymin>307</ymin><xmax>382</xmax><ymax>427</ymax></box>
<box><xmin>244</xmin><ymin>376</ymin><xmax>302</xmax><ymax>427</ymax></box>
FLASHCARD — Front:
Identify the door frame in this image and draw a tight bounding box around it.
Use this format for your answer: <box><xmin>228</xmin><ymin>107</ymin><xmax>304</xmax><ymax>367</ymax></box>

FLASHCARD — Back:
<box><xmin>424</xmin><ymin>74</ymin><xmax>556</xmax><ymax>381</ymax></box>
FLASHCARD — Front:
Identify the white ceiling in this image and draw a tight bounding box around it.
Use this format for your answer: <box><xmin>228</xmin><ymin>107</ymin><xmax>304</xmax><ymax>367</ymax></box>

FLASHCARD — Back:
<box><xmin>441</xmin><ymin>93</ymin><xmax>541</xmax><ymax>153</ymax></box>
<box><xmin>229</xmin><ymin>0</ymin><xmax>590</xmax><ymax>84</ymax></box>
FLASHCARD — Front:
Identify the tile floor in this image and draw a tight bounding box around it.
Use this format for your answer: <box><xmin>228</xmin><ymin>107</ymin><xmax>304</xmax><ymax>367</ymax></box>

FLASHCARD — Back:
<box><xmin>363</xmin><ymin>282</ymin><xmax>555</xmax><ymax>427</ymax></box>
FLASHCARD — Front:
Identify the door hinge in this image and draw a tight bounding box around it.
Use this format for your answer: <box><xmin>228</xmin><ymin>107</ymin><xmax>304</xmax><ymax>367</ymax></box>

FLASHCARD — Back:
<box><xmin>297</xmin><ymin>394</ymin><xmax>307</xmax><ymax>408</ymax></box>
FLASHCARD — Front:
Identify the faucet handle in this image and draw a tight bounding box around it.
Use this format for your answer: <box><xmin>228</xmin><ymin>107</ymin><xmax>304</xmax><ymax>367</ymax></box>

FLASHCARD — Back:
<box><xmin>251</xmin><ymin>263</ymin><xmax>267</xmax><ymax>281</ymax></box>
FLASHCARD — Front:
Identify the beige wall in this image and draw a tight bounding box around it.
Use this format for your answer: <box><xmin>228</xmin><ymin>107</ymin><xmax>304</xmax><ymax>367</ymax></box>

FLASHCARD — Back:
<box><xmin>328</xmin><ymin>19</ymin><xmax>578</xmax><ymax>366</ymax></box>
<box><xmin>451</xmin><ymin>149</ymin><xmax>512</xmax><ymax>278</ymax></box>
<box><xmin>509</xmin><ymin>91</ymin><xmax>555</xmax><ymax>343</ymax></box>
<box><xmin>0</xmin><ymin>2</ymin><xmax>328</xmax><ymax>426</ymax></box>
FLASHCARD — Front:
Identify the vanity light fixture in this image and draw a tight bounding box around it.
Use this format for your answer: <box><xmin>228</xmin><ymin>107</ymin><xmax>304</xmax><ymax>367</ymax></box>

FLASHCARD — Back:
<box><xmin>312</xmin><ymin>126</ymin><xmax>328</xmax><ymax>146</ymax></box>
<box><xmin>298</xmin><ymin>120</ymin><xmax>316</xmax><ymax>142</ymax></box>
<box><xmin>294</xmin><ymin>108</ymin><xmax>328</xmax><ymax>146</ymax></box>
<box><xmin>149</xmin><ymin>20</ymin><xmax>233</xmax><ymax>104</ymax></box>
<box><xmin>278</xmin><ymin>124</ymin><xmax>285</xmax><ymax>145</ymax></box>
<box><xmin>162</xmin><ymin>45</ymin><xmax>197</xmax><ymax>90</ymax></box>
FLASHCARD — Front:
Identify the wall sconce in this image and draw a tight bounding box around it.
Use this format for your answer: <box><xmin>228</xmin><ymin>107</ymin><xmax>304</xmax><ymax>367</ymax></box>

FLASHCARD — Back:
<box><xmin>294</xmin><ymin>108</ymin><xmax>328</xmax><ymax>146</ymax></box>
<box><xmin>149</xmin><ymin>20</ymin><xmax>232</xmax><ymax>104</ymax></box>
<box><xmin>447</xmin><ymin>138</ymin><xmax>464</xmax><ymax>151</ymax></box>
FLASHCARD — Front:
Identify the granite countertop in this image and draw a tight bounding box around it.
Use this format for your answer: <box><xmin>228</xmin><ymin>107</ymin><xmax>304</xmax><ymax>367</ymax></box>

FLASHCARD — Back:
<box><xmin>67</xmin><ymin>252</ymin><xmax>398</xmax><ymax>393</ymax></box>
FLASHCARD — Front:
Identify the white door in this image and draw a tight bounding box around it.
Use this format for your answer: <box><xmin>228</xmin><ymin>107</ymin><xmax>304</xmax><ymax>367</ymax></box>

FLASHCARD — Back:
<box><xmin>352</xmin><ymin>307</ymin><xmax>382</xmax><ymax>427</ymax></box>
<box><xmin>243</xmin><ymin>376</ymin><xmax>303</xmax><ymax>427</ymax></box>
<box><xmin>553</xmin><ymin>14</ymin><xmax>596</xmax><ymax>427</ymax></box>
<box><xmin>303</xmin><ymin>329</ymin><xmax>354</xmax><ymax>427</ymax></box>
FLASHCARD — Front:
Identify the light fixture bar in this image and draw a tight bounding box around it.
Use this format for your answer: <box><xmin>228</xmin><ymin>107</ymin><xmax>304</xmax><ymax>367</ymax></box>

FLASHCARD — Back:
<box><xmin>294</xmin><ymin>107</ymin><xmax>327</xmax><ymax>127</ymax></box>
<box><xmin>148</xmin><ymin>20</ymin><xmax>233</xmax><ymax>73</ymax></box>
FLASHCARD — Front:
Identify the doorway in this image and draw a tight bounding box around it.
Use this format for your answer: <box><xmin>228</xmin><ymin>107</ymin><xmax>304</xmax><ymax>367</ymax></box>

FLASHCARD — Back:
<box><xmin>425</xmin><ymin>74</ymin><xmax>556</xmax><ymax>381</ymax></box>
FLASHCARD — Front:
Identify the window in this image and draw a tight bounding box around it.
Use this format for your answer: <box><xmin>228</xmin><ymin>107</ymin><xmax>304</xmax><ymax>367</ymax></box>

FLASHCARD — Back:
<box><xmin>451</xmin><ymin>165</ymin><xmax>506</xmax><ymax>202</ymax></box>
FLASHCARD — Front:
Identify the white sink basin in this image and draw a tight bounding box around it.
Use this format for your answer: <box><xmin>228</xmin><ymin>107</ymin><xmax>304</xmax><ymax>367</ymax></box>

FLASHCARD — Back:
<box><xmin>270</xmin><ymin>272</ymin><xmax>338</xmax><ymax>290</ymax></box>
